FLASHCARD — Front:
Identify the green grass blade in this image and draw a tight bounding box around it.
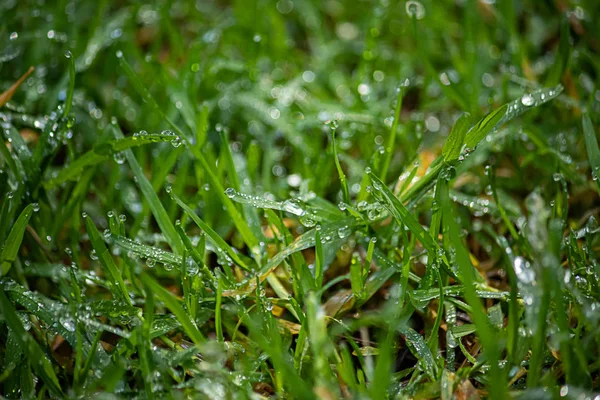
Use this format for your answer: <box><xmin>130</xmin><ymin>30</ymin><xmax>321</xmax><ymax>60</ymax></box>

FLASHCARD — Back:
<box><xmin>63</xmin><ymin>51</ymin><xmax>75</xmax><ymax>118</ymax></box>
<box><xmin>0</xmin><ymin>290</ymin><xmax>63</xmax><ymax>397</ymax></box>
<box><xmin>111</xmin><ymin>235</ymin><xmax>181</xmax><ymax>266</ymax></box>
<box><xmin>139</xmin><ymin>273</ymin><xmax>205</xmax><ymax>345</ymax></box>
<box><xmin>380</xmin><ymin>86</ymin><xmax>404</xmax><ymax>181</ymax></box>
<box><xmin>367</xmin><ymin>171</ymin><xmax>440</xmax><ymax>257</ymax></box>
<box><xmin>171</xmin><ymin>192</ymin><xmax>250</xmax><ymax>271</ymax></box>
<box><xmin>84</xmin><ymin>216</ymin><xmax>132</xmax><ymax>305</ymax></box>
<box><xmin>112</xmin><ymin>124</ymin><xmax>183</xmax><ymax>255</ymax></box>
<box><xmin>1</xmin><ymin>204</ymin><xmax>34</xmax><ymax>276</ymax></box>
<box><xmin>442</xmin><ymin>113</ymin><xmax>471</xmax><ymax>163</ymax></box>
<box><xmin>331</xmin><ymin>123</ymin><xmax>350</xmax><ymax>204</ymax></box>
<box><xmin>582</xmin><ymin>114</ymin><xmax>600</xmax><ymax>194</ymax></box>
<box><xmin>437</xmin><ymin>176</ymin><xmax>506</xmax><ymax>399</ymax></box>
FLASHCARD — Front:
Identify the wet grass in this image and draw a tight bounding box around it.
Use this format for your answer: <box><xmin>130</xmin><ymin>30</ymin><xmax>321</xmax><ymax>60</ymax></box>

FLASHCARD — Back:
<box><xmin>1</xmin><ymin>1</ymin><xmax>600</xmax><ymax>398</ymax></box>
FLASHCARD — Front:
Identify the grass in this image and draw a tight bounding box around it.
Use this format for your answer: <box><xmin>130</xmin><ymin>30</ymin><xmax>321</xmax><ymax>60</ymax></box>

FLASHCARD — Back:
<box><xmin>1</xmin><ymin>0</ymin><xmax>600</xmax><ymax>398</ymax></box>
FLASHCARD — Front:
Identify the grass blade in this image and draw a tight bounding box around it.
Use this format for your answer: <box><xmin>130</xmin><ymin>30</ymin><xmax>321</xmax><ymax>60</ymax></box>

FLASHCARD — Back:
<box><xmin>139</xmin><ymin>273</ymin><xmax>205</xmax><ymax>345</ymax></box>
<box><xmin>112</xmin><ymin>123</ymin><xmax>183</xmax><ymax>255</ymax></box>
<box><xmin>442</xmin><ymin>113</ymin><xmax>471</xmax><ymax>163</ymax></box>
<box><xmin>0</xmin><ymin>290</ymin><xmax>63</xmax><ymax>396</ymax></box>
<box><xmin>1</xmin><ymin>204</ymin><xmax>34</xmax><ymax>276</ymax></box>
<box><xmin>582</xmin><ymin>114</ymin><xmax>600</xmax><ymax>194</ymax></box>
<box><xmin>84</xmin><ymin>216</ymin><xmax>132</xmax><ymax>305</ymax></box>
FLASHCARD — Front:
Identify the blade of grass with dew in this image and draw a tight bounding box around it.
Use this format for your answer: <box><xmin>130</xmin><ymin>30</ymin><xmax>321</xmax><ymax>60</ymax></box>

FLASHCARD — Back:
<box><xmin>46</xmin><ymin>133</ymin><xmax>183</xmax><ymax>187</ymax></box>
<box><xmin>118</xmin><ymin>53</ymin><xmax>258</xmax><ymax>253</ymax></box>
<box><xmin>367</xmin><ymin>171</ymin><xmax>458</xmax><ymax>281</ymax></box>
<box><xmin>0</xmin><ymin>290</ymin><xmax>63</xmax><ymax>397</ymax></box>
<box><xmin>442</xmin><ymin>112</ymin><xmax>471</xmax><ymax>163</ymax></box>
<box><xmin>111</xmin><ymin>235</ymin><xmax>181</xmax><ymax>266</ymax></box>
<box><xmin>380</xmin><ymin>86</ymin><xmax>403</xmax><ymax>181</ymax></box>
<box><xmin>331</xmin><ymin>122</ymin><xmax>350</xmax><ymax>204</ymax></box>
<box><xmin>139</xmin><ymin>279</ymin><xmax>156</xmax><ymax>400</ymax></box>
<box><xmin>131</xmin><ymin>146</ymin><xmax>184</xmax><ymax>236</ymax></box>
<box><xmin>1</xmin><ymin>204</ymin><xmax>34</xmax><ymax>276</ymax></box>
<box><xmin>170</xmin><ymin>192</ymin><xmax>250</xmax><ymax>271</ymax></box>
<box><xmin>139</xmin><ymin>272</ymin><xmax>205</xmax><ymax>345</ymax></box>
<box><xmin>223</xmin><ymin>217</ymin><xmax>360</xmax><ymax>297</ymax></box>
<box><xmin>400</xmin><ymin>86</ymin><xmax>562</xmax><ymax>207</ymax></box>
<box><xmin>111</xmin><ymin>123</ymin><xmax>183</xmax><ymax>255</ymax></box>
<box><xmin>62</xmin><ymin>50</ymin><xmax>75</xmax><ymax>118</ymax></box>
<box><xmin>84</xmin><ymin>216</ymin><xmax>132</xmax><ymax>305</ymax></box>
<box><xmin>582</xmin><ymin>114</ymin><xmax>600</xmax><ymax>195</ymax></box>
<box><xmin>2</xmin><ymin>124</ymin><xmax>33</xmax><ymax>176</ymax></box>
<box><xmin>397</xmin><ymin>326</ymin><xmax>438</xmax><ymax>381</ymax></box>
<box><xmin>437</xmin><ymin>174</ymin><xmax>506</xmax><ymax>399</ymax></box>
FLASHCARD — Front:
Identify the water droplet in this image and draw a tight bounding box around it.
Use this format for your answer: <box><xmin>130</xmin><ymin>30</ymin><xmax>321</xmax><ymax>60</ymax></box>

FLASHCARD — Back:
<box><xmin>225</xmin><ymin>187</ymin><xmax>236</xmax><ymax>198</ymax></box>
<box><xmin>520</xmin><ymin>94</ymin><xmax>534</xmax><ymax>107</ymax></box>
<box><xmin>9</xmin><ymin>32</ymin><xmax>18</xmax><ymax>41</ymax></box>
<box><xmin>115</xmin><ymin>50</ymin><xmax>123</xmax><ymax>58</ymax></box>
<box><xmin>337</xmin><ymin>225</ymin><xmax>351</xmax><ymax>239</ymax></box>
<box><xmin>113</xmin><ymin>152</ymin><xmax>125</xmax><ymax>164</ymax></box>
<box><xmin>299</xmin><ymin>215</ymin><xmax>316</xmax><ymax>227</ymax></box>
<box><xmin>185</xmin><ymin>257</ymin><xmax>199</xmax><ymax>276</ymax></box>
<box><xmin>103</xmin><ymin>229</ymin><xmax>112</xmax><ymax>240</ymax></box>
<box><xmin>405</xmin><ymin>1</ymin><xmax>425</xmax><ymax>20</ymax></box>
<box><xmin>32</xmin><ymin>203</ymin><xmax>40</xmax><ymax>212</ymax></box>
<box><xmin>65</xmin><ymin>50</ymin><xmax>72</xmax><ymax>59</ymax></box>
<box><xmin>282</xmin><ymin>198</ymin><xmax>306</xmax><ymax>216</ymax></box>
<box><xmin>513</xmin><ymin>256</ymin><xmax>535</xmax><ymax>285</ymax></box>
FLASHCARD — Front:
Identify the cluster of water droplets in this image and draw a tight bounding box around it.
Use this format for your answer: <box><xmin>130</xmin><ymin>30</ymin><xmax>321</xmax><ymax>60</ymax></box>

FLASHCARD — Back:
<box><xmin>225</xmin><ymin>188</ymin><xmax>325</xmax><ymax>229</ymax></box>
<box><xmin>503</xmin><ymin>84</ymin><xmax>564</xmax><ymax>125</ymax></box>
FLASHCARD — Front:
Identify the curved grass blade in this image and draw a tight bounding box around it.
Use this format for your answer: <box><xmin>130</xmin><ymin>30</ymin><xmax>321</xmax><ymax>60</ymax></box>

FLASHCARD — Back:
<box><xmin>465</xmin><ymin>85</ymin><xmax>563</xmax><ymax>149</ymax></box>
<box><xmin>1</xmin><ymin>204</ymin><xmax>34</xmax><ymax>276</ymax></box>
<box><xmin>46</xmin><ymin>133</ymin><xmax>180</xmax><ymax>187</ymax></box>
<box><xmin>442</xmin><ymin>113</ymin><xmax>471</xmax><ymax>163</ymax></box>
<box><xmin>400</xmin><ymin>86</ymin><xmax>563</xmax><ymax>207</ymax></box>
<box><xmin>464</xmin><ymin>104</ymin><xmax>508</xmax><ymax>150</ymax></box>
<box><xmin>94</xmin><ymin>133</ymin><xmax>182</xmax><ymax>155</ymax></box>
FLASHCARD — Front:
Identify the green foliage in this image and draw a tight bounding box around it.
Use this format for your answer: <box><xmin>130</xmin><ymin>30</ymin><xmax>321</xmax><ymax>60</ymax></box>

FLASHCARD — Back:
<box><xmin>1</xmin><ymin>0</ymin><xmax>600</xmax><ymax>398</ymax></box>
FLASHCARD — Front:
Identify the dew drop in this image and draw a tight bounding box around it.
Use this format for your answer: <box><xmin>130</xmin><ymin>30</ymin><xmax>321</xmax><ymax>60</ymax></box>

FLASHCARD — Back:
<box><xmin>520</xmin><ymin>94</ymin><xmax>534</xmax><ymax>106</ymax></box>
<box><xmin>225</xmin><ymin>187</ymin><xmax>236</xmax><ymax>198</ymax></box>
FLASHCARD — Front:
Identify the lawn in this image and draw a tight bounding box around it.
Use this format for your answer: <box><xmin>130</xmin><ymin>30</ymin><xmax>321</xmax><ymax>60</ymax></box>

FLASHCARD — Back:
<box><xmin>1</xmin><ymin>0</ymin><xmax>600</xmax><ymax>398</ymax></box>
